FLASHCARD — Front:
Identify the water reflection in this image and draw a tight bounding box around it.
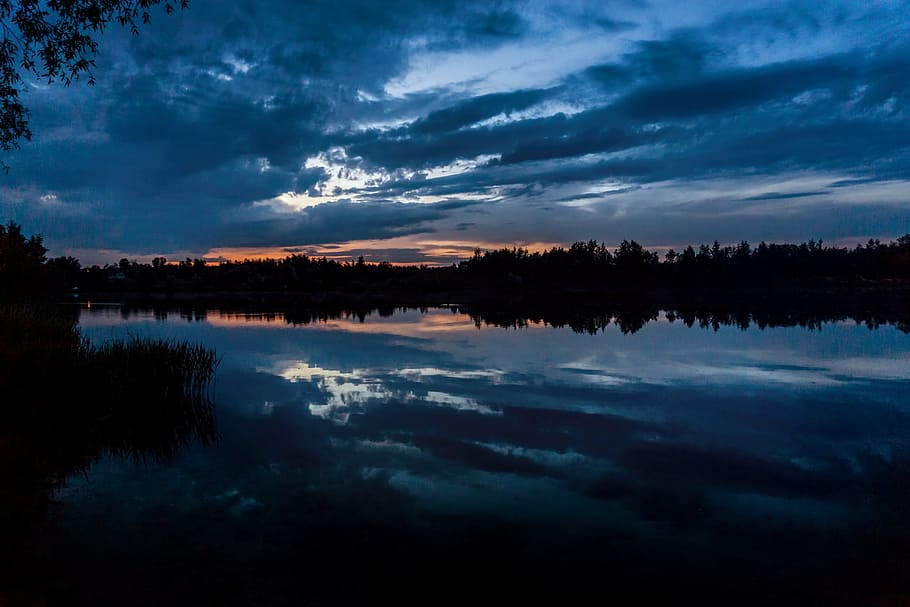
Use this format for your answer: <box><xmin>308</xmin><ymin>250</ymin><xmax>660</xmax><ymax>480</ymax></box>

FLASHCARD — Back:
<box><xmin>31</xmin><ymin>303</ymin><xmax>910</xmax><ymax>603</ymax></box>
<box><xmin>78</xmin><ymin>294</ymin><xmax>910</xmax><ymax>335</ymax></box>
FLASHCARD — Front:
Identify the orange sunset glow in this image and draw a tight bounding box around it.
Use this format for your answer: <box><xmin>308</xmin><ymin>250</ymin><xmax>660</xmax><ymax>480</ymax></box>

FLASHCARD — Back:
<box><xmin>204</xmin><ymin>236</ymin><xmax>567</xmax><ymax>265</ymax></box>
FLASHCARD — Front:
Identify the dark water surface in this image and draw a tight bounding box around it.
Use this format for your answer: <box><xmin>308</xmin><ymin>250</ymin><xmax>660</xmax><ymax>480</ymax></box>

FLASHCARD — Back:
<box><xmin>26</xmin><ymin>306</ymin><xmax>910</xmax><ymax>604</ymax></box>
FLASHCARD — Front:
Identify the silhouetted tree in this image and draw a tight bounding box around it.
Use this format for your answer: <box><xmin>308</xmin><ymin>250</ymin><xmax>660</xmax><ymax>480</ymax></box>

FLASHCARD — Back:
<box><xmin>612</xmin><ymin>239</ymin><xmax>658</xmax><ymax>279</ymax></box>
<box><xmin>0</xmin><ymin>220</ymin><xmax>46</xmax><ymax>295</ymax></box>
<box><xmin>45</xmin><ymin>254</ymin><xmax>81</xmax><ymax>289</ymax></box>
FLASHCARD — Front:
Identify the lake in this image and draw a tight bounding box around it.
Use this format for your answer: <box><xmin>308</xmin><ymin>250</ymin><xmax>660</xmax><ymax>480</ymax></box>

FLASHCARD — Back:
<box><xmin>21</xmin><ymin>304</ymin><xmax>910</xmax><ymax>604</ymax></box>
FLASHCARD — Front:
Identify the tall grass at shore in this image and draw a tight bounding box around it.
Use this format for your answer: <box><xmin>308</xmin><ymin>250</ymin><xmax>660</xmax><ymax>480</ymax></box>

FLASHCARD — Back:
<box><xmin>89</xmin><ymin>337</ymin><xmax>218</xmax><ymax>459</ymax></box>
<box><xmin>0</xmin><ymin>303</ymin><xmax>219</xmax><ymax>594</ymax></box>
<box><xmin>0</xmin><ymin>304</ymin><xmax>218</xmax><ymax>510</ymax></box>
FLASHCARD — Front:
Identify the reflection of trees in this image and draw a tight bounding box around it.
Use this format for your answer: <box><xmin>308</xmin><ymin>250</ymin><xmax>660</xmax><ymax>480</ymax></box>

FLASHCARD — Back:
<box><xmin>0</xmin><ymin>305</ymin><xmax>217</xmax><ymax>596</ymax></box>
<box><xmin>105</xmin><ymin>293</ymin><xmax>910</xmax><ymax>335</ymax></box>
<box><xmin>456</xmin><ymin>292</ymin><xmax>910</xmax><ymax>335</ymax></box>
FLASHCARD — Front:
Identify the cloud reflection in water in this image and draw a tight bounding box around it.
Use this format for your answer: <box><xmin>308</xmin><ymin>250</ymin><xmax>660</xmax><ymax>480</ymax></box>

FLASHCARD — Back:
<box><xmin>66</xmin><ymin>304</ymin><xmax>910</xmax><ymax>603</ymax></box>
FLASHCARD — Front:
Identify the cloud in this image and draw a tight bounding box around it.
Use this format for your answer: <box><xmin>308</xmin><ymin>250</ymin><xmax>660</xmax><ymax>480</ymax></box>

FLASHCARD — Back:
<box><xmin>621</xmin><ymin>36</ymin><xmax>710</xmax><ymax>81</ymax></box>
<box><xmin>214</xmin><ymin>199</ymin><xmax>482</xmax><ymax>249</ymax></box>
<box><xmin>412</xmin><ymin>87</ymin><xmax>557</xmax><ymax>134</ymax></box>
<box><xmin>614</xmin><ymin>55</ymin><xmax>853</xmax><ymax>120</ymax></box>
<box><xmin>4</xmin><ymin>0</ymin><xmax>910</xmax><ymax>260</ymax></box>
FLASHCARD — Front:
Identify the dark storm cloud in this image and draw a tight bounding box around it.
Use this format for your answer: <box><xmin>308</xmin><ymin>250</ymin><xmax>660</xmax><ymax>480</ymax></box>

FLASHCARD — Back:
<box><xmin>620</xmin><ymin>36</ymin><xmax>710</xmax><ymax>82</ymax></box>
<box><xmin>216</xmin><ymin>199</ymin><xmax>482</xmax><ymax>248</ymax></box>
<box><xmin>442</xmin><ymin>8</ymin><xmax>530</xmax><ymax>45</ymax></box>
<box><xmin>828</xmin><ymin>177</ymin><xmax>881</xmax><ymax>188</ymax></box>
<box><xmin>687</xmin><ymin>120</ymin><xmax>910</xmax><ymax>177</ymax></box>
<box><xmin>412</xmin><ymin>88</ymin><xmax>556</xmax><ymax>134</ymax></box>
<box><xmin>613</xmin><ymin>56</ymin><xmax>853</xmax><ymax>120</ymax></box>
<box><xmin>709</xmin><ymin>1</ymin><xmax>844</xmax><ymax>42</ymax></box>
<box><xmin>741</xmin><ymin>191</ymin><xmax>829</xmax><ymax>201</ymax></box>
<box><xmin>497</xmin><ymin>126</ymin><xmax>671</xmax><ymax>165</ymax></box>
<box><xmin>345</xmin><ymin>100</ymin><xmax>668</xmax><ymax>171</ymax></box>
<box><xmin>105</xmin><ymin>79</ymin><xmax>327</xmax><ymax>175</ymax></box>
<box><xmin>591</xmin><ymin>16</ymin><xmax>638</xmax><ymax>33</ymax></box>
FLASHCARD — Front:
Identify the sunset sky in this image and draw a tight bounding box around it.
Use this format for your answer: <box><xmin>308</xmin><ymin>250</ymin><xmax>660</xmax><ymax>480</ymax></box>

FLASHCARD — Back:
<box><xmin>2</xmin><ymin>0</ymin><xmax>909</xmax><ymax>265</ymax></box>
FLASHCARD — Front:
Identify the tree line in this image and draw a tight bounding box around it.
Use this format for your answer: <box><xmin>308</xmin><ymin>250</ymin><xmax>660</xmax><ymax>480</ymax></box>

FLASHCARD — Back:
<box><xmin>459</xmin><ymin>237</ymin><xmax>910</xmax><ymax>287</ymax></box>
<box><xmin>2</xmin><ymin>222</ymin><xmax>909</xmax><ymax>297</ymax></box>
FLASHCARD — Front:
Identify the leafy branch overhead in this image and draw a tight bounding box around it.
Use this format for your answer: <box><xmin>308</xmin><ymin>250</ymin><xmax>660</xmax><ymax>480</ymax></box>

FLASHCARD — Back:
<box><xmin>0</xmin><ymin>0</ymin><xmax>187</xmax><ymax>157</ymax></box>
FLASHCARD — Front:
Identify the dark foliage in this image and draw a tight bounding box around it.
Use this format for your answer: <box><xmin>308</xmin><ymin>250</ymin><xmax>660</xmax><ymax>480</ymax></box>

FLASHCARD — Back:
<box><xmin>63</xmin><ymin>234</ymin><xmax>910</xmax><ymax>295</ymax></box>
<box><xmin>0</xmin><ymin>220</ymin><xmax>46</xmax><ymax>296</ymax></box>
<box><xmin>458</xmin><ymin>236</ymin><xmax>910</xmax><ymax>288</ymax></box>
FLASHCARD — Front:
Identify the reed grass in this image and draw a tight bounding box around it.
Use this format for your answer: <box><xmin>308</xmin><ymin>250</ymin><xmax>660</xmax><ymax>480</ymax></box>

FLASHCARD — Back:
<box><xmin>0</xmin><ymin>304</ymin><xmax>219</xmax><ymax>462</ymax></box>
<box><xmin>88</xmin><ymin>337</ymin><xmax>219</xmax><ymax>459</ymax></box>
<box><xmin>0</xmin><ymin>303</ymin><xmax>220</xmax><ymax>564</ymax></box>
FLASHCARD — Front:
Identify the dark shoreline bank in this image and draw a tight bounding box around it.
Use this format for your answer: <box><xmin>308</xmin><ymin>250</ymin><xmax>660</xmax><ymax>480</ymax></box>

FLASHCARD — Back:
<box><xmin>74</xmin><ymin>278</ymin><xmax>910</xmax><ymax>302</ymax></box>
<box><xmin>71</xmin><ymin>283</ymin><xmax>910</xmax><ymax>334</ymax></box>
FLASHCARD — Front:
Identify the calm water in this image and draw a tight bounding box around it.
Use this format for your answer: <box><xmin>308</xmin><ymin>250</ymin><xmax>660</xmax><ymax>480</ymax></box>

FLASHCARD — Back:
<box><xmin>35</xmin><ymin>306</ymin><xmax>910</xmax><ymax>603</ymax></box>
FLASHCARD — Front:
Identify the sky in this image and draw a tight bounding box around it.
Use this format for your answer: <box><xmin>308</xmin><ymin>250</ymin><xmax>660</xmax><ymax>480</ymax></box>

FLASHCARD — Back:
<box><xmin>1</xmin><ymin>0</ymin><xmax>909</xmax><ymax>265</ymax></box>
